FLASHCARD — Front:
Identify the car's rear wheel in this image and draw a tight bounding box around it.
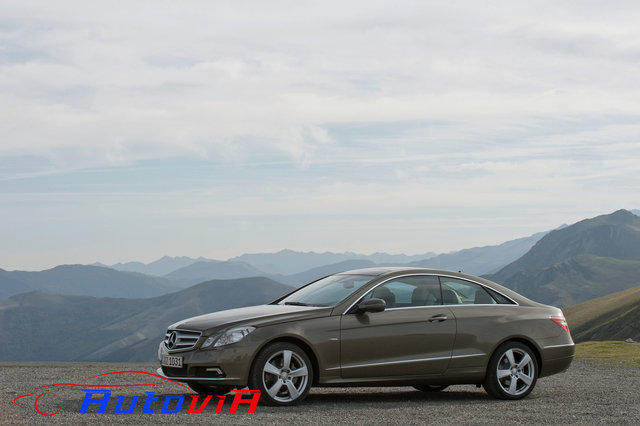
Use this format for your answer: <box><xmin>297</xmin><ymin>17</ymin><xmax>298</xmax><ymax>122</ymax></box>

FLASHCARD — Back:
<box><xmin>187</xmin><ymin>383</ymin><xmax>233</xmax><ymax>395</ymax></box>
<box><xmin>413</xmin><ymin>385</ymin><xmax>449</xmax><ymax>392</ymax></box>
<box><xmin>249</xmin><ymin>342</ymin><xmax>313</xmax><ymax>406</ymax></box>
<box><xmin>483</xmin><ymin>341</ymin><xmax>538</xmax><ymax>399</ymax></box>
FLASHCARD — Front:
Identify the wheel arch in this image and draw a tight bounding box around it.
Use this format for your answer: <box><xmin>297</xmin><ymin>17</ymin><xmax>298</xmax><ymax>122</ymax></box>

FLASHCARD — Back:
<box><xmin>250</xmin><ymin>334</ymin><xmax>321</xmax><ymax>386</ymax></box>
<box><xmin>489</xmin><ymin>335</ymin><xmax>543</xmax><ymax>373</ymax></box>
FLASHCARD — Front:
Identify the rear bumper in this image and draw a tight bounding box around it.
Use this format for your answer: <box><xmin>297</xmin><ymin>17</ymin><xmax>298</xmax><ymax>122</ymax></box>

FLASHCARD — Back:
<box><xmin>540</xmin><ymin>343</ymin><xmax>575</xmax><ymax>378</ymax></box>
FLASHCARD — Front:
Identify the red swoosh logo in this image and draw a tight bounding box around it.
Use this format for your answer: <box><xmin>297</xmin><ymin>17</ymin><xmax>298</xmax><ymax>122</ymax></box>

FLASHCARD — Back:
<box><xmin>13</xmin><ymin>370</ymin><xmax>191</xmax><ymax>415</ymax></box>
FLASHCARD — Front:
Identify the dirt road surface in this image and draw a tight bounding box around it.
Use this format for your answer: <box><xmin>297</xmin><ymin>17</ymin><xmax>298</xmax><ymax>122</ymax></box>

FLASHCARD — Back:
<box><xmin>1</xmin><ymin>360</ymin><xmax>638</xmax><ymax>424</ymax></box>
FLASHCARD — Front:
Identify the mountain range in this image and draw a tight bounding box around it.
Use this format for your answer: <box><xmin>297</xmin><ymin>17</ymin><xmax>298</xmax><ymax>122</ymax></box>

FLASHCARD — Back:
<box><xmin>228</xmin><ymin>249</ymin><xmax>437</xmax><ymax>275</ymax></box>
<box><xmin>0</xmin><ymin>277</ymin><xmax>292</xmax><ymax>362</ymax></box>
<box><xmin>87</xmin><ymin>231</ymin><xmax>548</xmax><ymax>286</ymax></box>
<box><xmin>0</xmin><ymin>265</ymin><xmax>180</xmax><ymax>299</ymax></box>
<box><xmin>165</xmin><ymin>259</ymin><xmax>382</xmax><ymax>288</ymax></box>
<box><xmin>93</xmin><ymin>256</ymin><xmax>219</xmax><ymax>276</ymax></box>
<box><xmin>0</xmin><ymin>213</ymin><xmax>626</xmax><ymax>302</ymax></box>
<box><xmin>165</xmin><ymin>260</ymin><xmax>267</xmax><ymax>287</ymax></box>
<box><xmin>95</xmin><ymin>250</ymin><xmax>438</xmax><ymax>278</ymax></box>
<box><xmin>407</xmin><ymin>230</ymin><xmax>550</xmax><ymax>275</ymax></box>
<box><xmin>486</xmin><ymin>209</ymin><xmax>640</xmax><ymax>306</ymax></box>
<box><xmin>0</xmin><ymin>230</ymin><xmax>539</xmax><ymax>299</ymax></box>
<box><xmin>1</xmin><ymin>209</ymin><xmax>639</xmax><ymax>362</ymax></box>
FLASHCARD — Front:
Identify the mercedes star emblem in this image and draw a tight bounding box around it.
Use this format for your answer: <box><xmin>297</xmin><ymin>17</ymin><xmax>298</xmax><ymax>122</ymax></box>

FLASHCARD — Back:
<box><xmin>167</xmin><ymin>331</ymin><xmax>177</xmax><ymax>349</ymax></box>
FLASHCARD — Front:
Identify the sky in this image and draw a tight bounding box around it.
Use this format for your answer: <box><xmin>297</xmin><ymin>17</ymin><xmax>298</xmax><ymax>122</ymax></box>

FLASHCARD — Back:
<box><xmin>1</xmin><ymin>1</ymin><xmax>639</xmax><ymax>270</ymax></box>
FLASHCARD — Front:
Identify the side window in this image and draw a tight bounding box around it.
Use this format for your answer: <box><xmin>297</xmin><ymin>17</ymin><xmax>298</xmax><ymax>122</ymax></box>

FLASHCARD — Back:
<box><xmin>485</xmin><ymin>287</ymin><xmax>516</xmax><ymax>304</ymax></box>
<box><xmin>439</xmin><ymin>277</ymin><xmax>497</xmax><ymax>305</ymax></box>
<box><xmin>364</xmin><ymin>276</ymin><xmax>442</xmax><ymax>308</ymax></box>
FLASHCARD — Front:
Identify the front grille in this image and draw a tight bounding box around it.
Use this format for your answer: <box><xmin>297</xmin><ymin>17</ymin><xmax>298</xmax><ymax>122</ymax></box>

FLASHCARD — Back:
<box><xmin>164</xmin><ymin>329</ymin><xmax>202</xmax><ymax>351</ymax></box>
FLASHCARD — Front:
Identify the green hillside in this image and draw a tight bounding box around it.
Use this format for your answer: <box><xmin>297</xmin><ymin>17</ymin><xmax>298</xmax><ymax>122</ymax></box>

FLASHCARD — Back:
<box><xmin>564</xmin><ymin>285</ymin><xmax>640</xmax><ymax>342</ymax></box>
<box><xmin>496</xmin><ymin>254</ymin><xmax>640</xmax><ymax>307</ymax></box>
<box><xmin>574</xmin><ymin>341</ymin><xmax>640</xmax><ymax>366</ymax></box>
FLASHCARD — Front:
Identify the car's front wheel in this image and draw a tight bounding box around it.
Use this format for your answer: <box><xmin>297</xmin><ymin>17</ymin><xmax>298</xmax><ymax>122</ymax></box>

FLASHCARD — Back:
<box><xmin>483</xmin><ymin>341</ymin><xmax>538</xmax><ymax>399</ymax></box>
<box><xmin>249</xmin><ymin>342</ymin><xmax>313</xmax><ymax>406</ymax></box>
<box><xmin>187</xmin><ymin>383</ymin><xmax>233</xmax><ymax>395</ymax></box>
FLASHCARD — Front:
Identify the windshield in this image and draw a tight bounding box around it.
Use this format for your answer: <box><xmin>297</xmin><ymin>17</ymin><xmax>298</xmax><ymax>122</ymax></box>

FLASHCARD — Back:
<box><xmin>278</xmin><ymin>274</ymin><xmax>374</xmax><ymax>307</ymax></box>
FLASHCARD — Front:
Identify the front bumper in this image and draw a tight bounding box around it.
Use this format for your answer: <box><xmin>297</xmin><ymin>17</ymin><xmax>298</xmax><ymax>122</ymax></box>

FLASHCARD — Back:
<box><xmin>156</xmin><ymin>367</ymin><xmax>243</xmax><ymax>385</ymax></box>
<box><xmin>157</xmin><ymin>340</ymin><xmax>254</xmax><ymax>386</ymax></box>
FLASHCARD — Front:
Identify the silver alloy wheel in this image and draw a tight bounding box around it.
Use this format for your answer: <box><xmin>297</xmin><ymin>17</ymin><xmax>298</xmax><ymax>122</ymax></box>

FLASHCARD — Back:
<box><xmin>262</xmin><ymin>349</ymin><xmax>309</xmax><ymax>403</ymax></box>
<box><xmin>496</xmin><ymin>348</ymin><xmax>535</xmax><ymax>396</ymax></box>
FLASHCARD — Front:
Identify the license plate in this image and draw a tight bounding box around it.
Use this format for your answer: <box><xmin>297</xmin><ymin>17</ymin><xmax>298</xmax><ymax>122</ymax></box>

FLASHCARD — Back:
<box><xmin>162</xmin><ymin>355</ymin><xmax>183</xmax><ymax>368</ymax></box>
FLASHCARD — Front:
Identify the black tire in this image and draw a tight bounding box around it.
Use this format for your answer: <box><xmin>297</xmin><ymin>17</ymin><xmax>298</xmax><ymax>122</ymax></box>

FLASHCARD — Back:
<box><xmin>483</xmin><ymin>341</ymin><xmax>538</xmax><ymax>400</ymax></box>
<box><xmin>248</xmin><ymin>342</ymin><xmax>313</xmax><ymax>406</ymax></box>
<box><xmin>187</xmin><ymin>382</ymin><xmax>233</xmax><ymax>395</ymax></box>
<box><xmin>413</xmin><ymin>384</ymin><xmax>449</xmax><ymax>392</ymax></box>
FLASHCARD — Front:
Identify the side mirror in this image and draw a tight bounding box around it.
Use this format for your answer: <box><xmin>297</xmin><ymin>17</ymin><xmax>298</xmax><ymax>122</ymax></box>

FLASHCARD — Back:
<box><xmin>356</xmin><ymin>298</ymin><xmax>386</xmax><ymax>313</ymax></box>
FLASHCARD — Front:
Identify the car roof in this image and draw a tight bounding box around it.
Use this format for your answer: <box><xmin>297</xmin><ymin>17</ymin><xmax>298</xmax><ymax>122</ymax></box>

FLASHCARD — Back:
<box><xmin>340</xmin><ymin>266</ymin><xmax>460</xmax><ymax>276</ymax></box>
<box><xmin>339</xmin><ymin>266</ymin><xmax>411</xmax><ymax>276</ymax></box>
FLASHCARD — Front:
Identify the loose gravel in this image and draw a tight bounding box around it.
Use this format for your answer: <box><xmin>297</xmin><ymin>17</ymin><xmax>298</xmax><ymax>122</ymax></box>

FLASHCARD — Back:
<box><xmin>1</xmin><ymin>360</ymin><xmax>638</xmax><ymax>424</ymax></box>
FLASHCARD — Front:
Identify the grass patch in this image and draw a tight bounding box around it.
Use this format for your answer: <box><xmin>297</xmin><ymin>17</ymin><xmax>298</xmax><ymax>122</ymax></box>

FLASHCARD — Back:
<box><xmin>575</xmin><ymin>341</ymin><xmax>640</xmax><ymax>366</ymax></box>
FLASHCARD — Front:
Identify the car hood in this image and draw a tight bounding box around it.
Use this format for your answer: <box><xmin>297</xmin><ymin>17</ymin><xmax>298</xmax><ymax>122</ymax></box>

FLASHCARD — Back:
<box><xmin>169</xmin><ymin>304</ymin><xmax>332</xmax><ymax>333</ymax></box>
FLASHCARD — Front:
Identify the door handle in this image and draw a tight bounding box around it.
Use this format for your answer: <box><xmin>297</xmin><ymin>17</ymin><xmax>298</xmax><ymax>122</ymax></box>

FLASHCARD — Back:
<box><xmin>428</xmin><ymin>314</ymin><xmax>447</xmax><ymax>322</ymax></box>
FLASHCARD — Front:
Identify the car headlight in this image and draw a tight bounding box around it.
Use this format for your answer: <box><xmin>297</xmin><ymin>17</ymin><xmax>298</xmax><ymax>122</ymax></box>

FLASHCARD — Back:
<box><xmin>201</xmin><ymin>326</ymin><xmax>256</xmax><ymax>349</ymax></box>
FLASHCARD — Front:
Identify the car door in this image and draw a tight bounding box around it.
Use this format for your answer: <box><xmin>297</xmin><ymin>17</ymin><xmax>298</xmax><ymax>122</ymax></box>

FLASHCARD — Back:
<box><xmin>438</xmin><ymin>276</ymin><xmax>517</xmax><ymax>370</ymax></box>
<box><xmin>339</xmin><ymin>275</ymin><xmax>456</xmax><ymax>379</ymax></box>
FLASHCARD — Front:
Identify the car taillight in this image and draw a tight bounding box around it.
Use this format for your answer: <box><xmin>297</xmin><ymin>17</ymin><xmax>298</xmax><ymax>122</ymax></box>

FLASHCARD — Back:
<box><xmin>550</xmin><ymin>316</ymin><xmax>569</xmax><ymax>332</ymax></box>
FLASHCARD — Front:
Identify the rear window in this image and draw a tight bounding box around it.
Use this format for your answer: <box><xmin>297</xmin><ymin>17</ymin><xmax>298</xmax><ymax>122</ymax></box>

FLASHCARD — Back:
<box><xmin>485</xmin><ymin>287</ymin><xmax>516</xmax><ymax>305</ymax></box>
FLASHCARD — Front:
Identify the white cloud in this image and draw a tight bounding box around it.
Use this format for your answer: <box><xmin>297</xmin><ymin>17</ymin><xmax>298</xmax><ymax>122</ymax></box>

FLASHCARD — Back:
<box><xmin>2</xmin><ymin>1</ymin><xmax>640</xmax><ymax>167</ymax></box>
<box><xmin>1</xmin><ymin>1</ymin><xmax>640</xmax><ymax>268</ymax></box>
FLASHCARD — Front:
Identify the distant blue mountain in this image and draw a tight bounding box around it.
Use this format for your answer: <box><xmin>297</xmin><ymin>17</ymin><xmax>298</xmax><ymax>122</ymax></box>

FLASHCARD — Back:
<box><xmin>0</xmin><ymin>265</ymin><xmax>180</xmax><ymax>299</ymax></box>
<box><xmin>406</xmin><ymin>230</ymin><xmax>550</xmax><ymax>275</ymax></box>
<box><xmin>86</xmin><ymin>231</ymin><xmax>554</xmax><ymax>286</ymax></box>
<box><xmin>229</xmin><ymin>249</ymin><xmax>436</xmax><ymax>275</ymax></box>
<box><xmin>164</xmin><ymin>260</ymin><xmax>268</xmax><ymax>286</ymax></box>
<box><xmin>94</xmin><ymin>256</ymin><xmax>219</xmax><ymax>276</ymax></box>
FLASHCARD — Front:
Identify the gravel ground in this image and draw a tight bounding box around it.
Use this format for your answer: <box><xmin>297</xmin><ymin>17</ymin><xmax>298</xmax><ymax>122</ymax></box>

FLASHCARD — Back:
<box><xmin>1</xmin><ymin>360</ymin><xmax>638</xmax><ymax>424</ymax></box>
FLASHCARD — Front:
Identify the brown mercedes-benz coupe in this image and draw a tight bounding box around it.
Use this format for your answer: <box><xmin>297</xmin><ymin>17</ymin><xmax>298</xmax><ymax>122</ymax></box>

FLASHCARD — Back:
<box><xmin>157</xmin><ymin>267</ymin><xmax>574</xmax><ymax>405</ymax></box>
